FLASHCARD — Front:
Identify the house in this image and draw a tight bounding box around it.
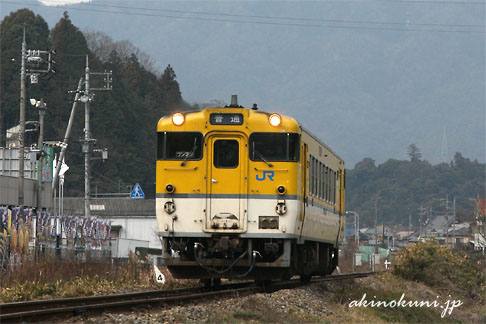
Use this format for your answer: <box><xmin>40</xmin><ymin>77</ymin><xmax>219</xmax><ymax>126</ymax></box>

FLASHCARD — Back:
<box><xmin>445</xmin><ymin>226</ymin><xmax>471</xmax><ymax>246</ymax></box>
<box><xmin>472</xmin><ymin>198</ymin><xmax>486</xmax><ymax>250</ymax></box>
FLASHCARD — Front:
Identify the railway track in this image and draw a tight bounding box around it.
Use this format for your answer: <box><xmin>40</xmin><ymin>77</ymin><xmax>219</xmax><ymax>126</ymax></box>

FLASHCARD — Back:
<box><xmin>0</xmin><ymin>272</ymin><xmax>374</xmax><ymax>323</ymax></box>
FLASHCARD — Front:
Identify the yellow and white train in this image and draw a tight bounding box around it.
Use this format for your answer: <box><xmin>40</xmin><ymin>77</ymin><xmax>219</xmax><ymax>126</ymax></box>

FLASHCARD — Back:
<box><xmin>156</xmin><ymin>96</ymin><xmax>345</xmax><ymax>282</ymax></box>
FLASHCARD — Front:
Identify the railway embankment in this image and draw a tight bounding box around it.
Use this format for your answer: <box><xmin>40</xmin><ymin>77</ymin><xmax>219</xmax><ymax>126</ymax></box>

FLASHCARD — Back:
<box><xmin>2</xmin><ymin>242</ymin><xmax>485</xmax><ymax>323</ymax></box>
<box><xmin>42</xmin><ymin>270</ymin><xmax>484</xmax><ymax>324</ymax></box>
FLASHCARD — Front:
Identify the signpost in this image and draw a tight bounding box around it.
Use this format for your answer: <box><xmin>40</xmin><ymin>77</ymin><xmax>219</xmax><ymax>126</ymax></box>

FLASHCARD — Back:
<box><xmin>130</xmin><ymin>183</ymin><xmax>144</xmax><ymax>199</ymax></box>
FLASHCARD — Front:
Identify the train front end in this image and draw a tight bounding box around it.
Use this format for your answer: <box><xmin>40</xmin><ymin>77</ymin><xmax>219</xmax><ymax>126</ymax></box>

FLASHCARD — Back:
<box><xmin>156</xmin><ymin>103</ymin><xmax>301</xmax><ymax>280</ymax></box>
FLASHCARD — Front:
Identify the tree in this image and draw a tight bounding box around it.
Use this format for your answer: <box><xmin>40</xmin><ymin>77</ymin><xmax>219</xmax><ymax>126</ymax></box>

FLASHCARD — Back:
<box><xmin>1</xmin><ymin>10</ymin><xmax>191</xmax><ymax>198</ymax></box>
<box><xmin>407</xmin><ymin>144</ymin><xmax>422</xmax><ymax>162</ymax></box>
<box><xmin>0</xmin><ymin>9</ymin><xmax>50</xmax><ymax>146</ymax></box>
<box><xmin>158</xmin><ymin>64</ymin><xmax>182</xmax><ymax>111</ymax></box>
<box><xmin>84</xmin><ymin>30</ymin><xmax>158</xmax><ymax>74</ymax></box>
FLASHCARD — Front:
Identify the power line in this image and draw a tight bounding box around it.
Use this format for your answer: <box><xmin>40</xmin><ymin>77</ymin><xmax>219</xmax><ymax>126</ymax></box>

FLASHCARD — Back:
<box><xmin>76</xmin><ymin>1</ymin><xmax>485</xmax><ymax>29</ymax></box>
<box><xmin>4</xmin><ymin>0</ymin><xmax>485</xmax><ymax>34</ymax></box>
<box><xmin>14</xmin><ymin>0</ymin><xmax>477</xmax><ymax>29</ymax></box>
<box><xmin>376</xmin><ymin>0</ymin><xmax>485</xmax><ymax>4</ymax></box>
<box><xmin>41</xmin><ymin>0</ymin><xmax>486</xmax><ymax>6</ymax></box>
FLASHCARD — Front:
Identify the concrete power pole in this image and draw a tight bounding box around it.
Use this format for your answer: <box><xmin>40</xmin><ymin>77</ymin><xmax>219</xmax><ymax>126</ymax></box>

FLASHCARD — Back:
<box><xmin>374</xmin><ymin>200</ymin><xmax>378</xmax><ymax>254</ymax></box>
<box><xmin>52</xmin><ymin>78</ymin><xmax>84</xmax><ymax>192</ymax></box>
<box><xmin>18</xmin><ymin>26</ymin><xmax>55</xmax><ymax>218</ymax></box>
<box><xmin>408</xmin><ymin>209</ymin><xmax>412</xmax><ymax>232</ymax></box>
<box><xmin>80</xmin><ymin>55</ymin><xmax>112</xmax><ymax>218</ymax></box>
<box><xmin>36</xmin><ymin>99</ymin><xmax>47</xmax><ymax>211</ymax></box>
<box><xmin>84</xmin><ymin>55</ymin><xmax>91</xmax><ymax>218</ymax></box>
<box><xmin>18</xmin><ymin>27</ymin><xmax>26</xmax><ymax>219</ymax></box>
<box><xmin>418</xmin><ymin>204</ymin><xmax>427</xmax><ymax>237</ymax></box>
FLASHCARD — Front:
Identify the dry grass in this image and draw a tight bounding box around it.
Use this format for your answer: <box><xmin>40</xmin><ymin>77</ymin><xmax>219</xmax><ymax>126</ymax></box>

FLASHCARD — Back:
<box><xmin>0</xmin><ymin>251</ymin><xmax>187</xmax><ymax>302</ymax></box>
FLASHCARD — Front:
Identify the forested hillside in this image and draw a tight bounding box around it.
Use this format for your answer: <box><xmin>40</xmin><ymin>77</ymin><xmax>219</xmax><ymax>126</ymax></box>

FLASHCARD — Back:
<box><xmin>2</xmin><ymin>9</ymin><xmax>484</xmax><ymax>219</ymax></box>
<box><xmin>3</xmin><ymin>0</ymin><xmax>483</xmax><ymax>166</ymax></box>
<box><xmin>0</xmin><ymin>9</ymin><xmax>191</xmax><ymax>198</ymax></box>
<box><xmin>346</xmin><ymin>151</ymin><xmax>485</xmax><ymax>227</ymax></box>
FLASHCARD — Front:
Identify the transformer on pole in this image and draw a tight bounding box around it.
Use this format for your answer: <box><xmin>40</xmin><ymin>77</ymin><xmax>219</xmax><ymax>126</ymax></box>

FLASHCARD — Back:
<box><xmin>18</xmin><ymin>26</ymin><xmax>55</xmax><ymax>218</ymax></box>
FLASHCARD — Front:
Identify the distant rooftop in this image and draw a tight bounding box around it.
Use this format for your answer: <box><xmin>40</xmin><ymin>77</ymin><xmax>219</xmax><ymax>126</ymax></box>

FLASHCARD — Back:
<box><xmin>477</xmin><ymin>198</ymin><xmax>486</xmax><ymax>216</ymax></box>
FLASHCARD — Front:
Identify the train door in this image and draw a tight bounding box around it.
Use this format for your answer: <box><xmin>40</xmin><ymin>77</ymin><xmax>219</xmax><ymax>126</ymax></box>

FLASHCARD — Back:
<box><xmin>298</xmin><ymin>143</ymin><xmax>308</xmax><ymax>243</ymax></box>
<box><xmin>206</xmin><ymin>134</ymin><xmax>247</xmax><ymax>232</ymax></box>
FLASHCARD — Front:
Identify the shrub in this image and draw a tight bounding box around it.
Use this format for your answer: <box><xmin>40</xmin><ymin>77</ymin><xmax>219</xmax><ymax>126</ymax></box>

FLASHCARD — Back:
<box><xmin>393</xmin><ymin>241</ymin><xmax>486</xmax><ymax>301</ymax></box>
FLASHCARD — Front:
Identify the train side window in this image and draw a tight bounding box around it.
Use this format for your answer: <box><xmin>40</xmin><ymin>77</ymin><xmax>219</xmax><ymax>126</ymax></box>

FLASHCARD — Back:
<box><xmin>332</xmin><ymin>170</ymin><xmax>335</xmax><ymax>204</ymax></box>
<box><xmin>157</xmin><ymin>132</ymin><xmax>203</xmax><ymax>161</ymax></box>
<box><xmin>214</xmin><ymin>139</ymin><xmax>239</xmax><ymax>168</ymax></box>
<box><xmin>322</xmin><ymin>165</ymin><xmax>326</xmax><ymax>202</ymax></box>
<box><xmin>319</xmin><ymin>162</ymin><xmax>323</xmax><ymax>199</ymax></box>
<box><xmin>329</xmin><ymin>169</ymin><xmax>332</xmax><ymax>203</ymax></box>
<box><xmin>328</xmin><ymin>168</ymin><xmax>332</xmax><ymax>203</ymax></box>
<box><xmin>314</xmin><ymin>157</ymin><xmax>317</xmax><ymax>197</ymax></box>
<box><xmin>310</xmin><ymin>156</ymin><xmax>314</xmax><ymax>196</ymax></box>
<box><xmin>321</xmin><ymin>164</ymin><xmax>324</xmax><ymax>200</ymax></box>
<box><xmin>325</xmin><ymin>166</ymin><xmax>329</xmax><ymax>202</ymax></box>
<box><xmin>329</xmin><ymin>169</ymin><xmax>333</xmax><ymax>203</ymax></box>
<box><xmin>335</xmin><ymin>171</ymin><xmax>338</xmax><ymax>203</ymax></box>
<box><xmin>312</xmin><ymin>157</ymin><xmax>317</xmax><ymax>196</ymax></box>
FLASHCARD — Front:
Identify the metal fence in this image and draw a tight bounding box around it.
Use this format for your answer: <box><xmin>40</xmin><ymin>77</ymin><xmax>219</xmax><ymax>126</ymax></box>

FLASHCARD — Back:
<box><xmin>0</xmin><ymin>206</ymin><xmax>112</xmax><ymax>264</ymax></box>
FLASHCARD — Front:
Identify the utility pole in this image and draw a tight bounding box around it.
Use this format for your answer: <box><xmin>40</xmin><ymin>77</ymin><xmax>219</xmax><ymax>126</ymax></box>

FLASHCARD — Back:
<box><xmin>18</xmin><ymin>26</ymin><xmax>55</xmax><ymax>218</ymax></box>
<box><xmin>80</xmin><ymin>55</ymin><xmax>112</xmax><ymax>218</ymax></box>
<box><xmin>453</xmin><ymin>196</ymin><xmax>456</xmax><ymax>246</ymax></box>
<box><xmin>52</xmin><ymin>78</ymin><xmax>84</xmax><ymax>191</ymax></box>
<box><xmin>35</xmin><ymin>99</ymin><xmax>47</xmax><ymax>211</ymax></box>
<box><xmin>445</xmin><ymin>194</ymin><xmax>449</xmax><ymax>247</ymax></box>
<box><xmin>374</xmin><ymin>200</ymin><xmax>378</xmax><ymax>254</ymax></box>
<box><xmin>408</xmin><ymin>209</ymin><xmax>412</xmax><ymax>232</ymax></box>
<box><xmin>418</xmin><ymin>204</ymin><xmax>427</xmax><ymax>237</ymax></box>
<box><xmin>18</xmin><ymin>26</ymin><xmax>26</xmax><ymax>219</ymax></box>
<box><xmin>84</xmin><ymin>55</ymin><xmax>91</xmax><ymax>218</ymax></box>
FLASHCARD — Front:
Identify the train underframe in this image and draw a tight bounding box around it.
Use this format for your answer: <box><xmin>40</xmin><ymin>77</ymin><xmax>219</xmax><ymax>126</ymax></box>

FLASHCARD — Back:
<box><xmin>160</xmin><ymin>235</ymin><xmax>338</xmax><ymax>281</ymax></box>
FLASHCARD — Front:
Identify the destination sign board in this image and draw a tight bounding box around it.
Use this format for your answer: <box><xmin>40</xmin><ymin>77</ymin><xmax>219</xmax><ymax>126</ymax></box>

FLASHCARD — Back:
<box><xmin>210</xmin><ymin>113</ymin><xmax>244</xmax><ymax>125</ymax></box>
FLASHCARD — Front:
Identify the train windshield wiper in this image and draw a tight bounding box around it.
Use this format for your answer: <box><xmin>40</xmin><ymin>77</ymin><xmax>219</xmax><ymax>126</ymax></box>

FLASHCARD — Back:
<box><xmin>181</xmin><ymin>138</ymin><xmax>197</xmax><ymax>166</ymax></box>
<box><xmin>254</xmin><ymin>149</ymin><xmax>273</xmax><ymax>168</ymax></box>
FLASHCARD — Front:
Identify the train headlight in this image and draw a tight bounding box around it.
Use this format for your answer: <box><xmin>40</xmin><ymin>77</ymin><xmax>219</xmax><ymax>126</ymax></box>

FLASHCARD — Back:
<box><xmin>277</xmin><ymin>186</ymin><xmax>286</xmax><ymax>195</ymax></box>
<box><xmin>172</xmin><ymin>113</ymin><xmax>184</xmax><ymax>126</ymax></box>
<box><xmin>269</xmin><ymin>113</ymin><xmax>281</xmax><ymax>126</ymax></box>
<box><xmin>166</xmin><ymin>184</ymin><xmax>175</xmax><ymax>193</ymax></box>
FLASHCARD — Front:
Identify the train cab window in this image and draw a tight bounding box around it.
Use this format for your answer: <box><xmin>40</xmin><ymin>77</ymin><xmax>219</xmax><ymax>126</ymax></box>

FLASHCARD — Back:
<box><xmin>157</xmin><ymin>132</ymin><xmax>203</xmax><ymax>160</ymax></box>
<box><xmin>249</xmin><ymin>133</ymin><xmax>300</xmax><ymax>162</ymax></box>
<box><xmin>214</xmin><ymin>139</ymin><xmax>239</xmax><ymax>168</ymax></box>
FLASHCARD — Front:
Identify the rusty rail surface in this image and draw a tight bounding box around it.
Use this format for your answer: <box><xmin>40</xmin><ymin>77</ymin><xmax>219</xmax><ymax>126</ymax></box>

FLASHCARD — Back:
<box><xmin>0</xmin><ymin>272</ymin><xmax>374</xmax><ymax>323</ymax></box>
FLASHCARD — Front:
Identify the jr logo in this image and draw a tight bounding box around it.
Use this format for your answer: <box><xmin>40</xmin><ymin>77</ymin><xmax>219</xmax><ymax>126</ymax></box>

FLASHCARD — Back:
<box><xmin>256</xmin><ymin>171</ymin><xmax>274</xmax><ymax>181</ymax></box>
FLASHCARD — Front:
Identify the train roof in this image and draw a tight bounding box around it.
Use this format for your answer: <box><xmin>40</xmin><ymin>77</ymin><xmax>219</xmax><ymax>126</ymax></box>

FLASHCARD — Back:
<box><xmin>299</xmin><ymin>125</ymin><xmax>344</xmax><ymax>163</ymax></box>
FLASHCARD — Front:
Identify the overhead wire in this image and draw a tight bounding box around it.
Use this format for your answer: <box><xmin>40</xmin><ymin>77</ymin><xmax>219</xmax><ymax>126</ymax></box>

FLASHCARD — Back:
<box><xmin>3</xmin><ymin>0</ymin><xmax>485</xmax><ymax>34</ymax></box>
<box><xmin>76</xmin><ymin>1</ymin><xmax>486</xmax><ymax>29</ymax></box>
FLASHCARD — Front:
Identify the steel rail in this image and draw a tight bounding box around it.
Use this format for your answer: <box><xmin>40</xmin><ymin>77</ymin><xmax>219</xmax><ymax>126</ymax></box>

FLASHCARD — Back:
<box><xmin>0</xmin><ymin>272</ymin><xmax>374</xmax><ymax>323</ymax></box>
<box><xmin>0</xmin><ymin>282</ymin><xmax>253</xmax><ymax>323</ymax></box>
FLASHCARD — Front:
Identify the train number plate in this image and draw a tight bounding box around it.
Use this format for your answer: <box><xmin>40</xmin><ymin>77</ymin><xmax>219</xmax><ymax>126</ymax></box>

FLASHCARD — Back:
<box><xmin>210</xmin><ymin>113</ymin><xmax>243</xmax><ymax>125</ymax></box>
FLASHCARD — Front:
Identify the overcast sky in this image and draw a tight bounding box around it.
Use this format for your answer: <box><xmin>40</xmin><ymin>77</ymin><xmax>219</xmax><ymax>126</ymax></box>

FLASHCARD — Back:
<box><xmin>39</xmin><ymin>0</ymin><xmax>88</xmax><ymax>6</ymax></box>
<box><xmin>4</xmin><ymin>0</ymin><xmax>485</xmax><ymax>166</ymax></box>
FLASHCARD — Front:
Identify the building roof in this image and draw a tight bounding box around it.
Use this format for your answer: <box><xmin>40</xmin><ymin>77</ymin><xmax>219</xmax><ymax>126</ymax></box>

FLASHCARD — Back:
<box><xmin>477</xmin><ymin>198</ymin><xmax>486</xmax><ymax>216</ymax></box>
<box><xmin>395</xmin><ymin>231</ymin><xmax>415</xmax><ymax>239</ymax></box>
<box><xmin>448</xmin><ymin>226</ymin><xmax>471</xmax><ymax>237</ymax></box>
<box><xmin>427</xmin><ymin>215</ymin><xmax>449</xmax><ymax>230</ymax></box>
<box><xmin>62</xmin><ymin>197</ymin><xmax>155</xmax><ymax>218</ymax></box>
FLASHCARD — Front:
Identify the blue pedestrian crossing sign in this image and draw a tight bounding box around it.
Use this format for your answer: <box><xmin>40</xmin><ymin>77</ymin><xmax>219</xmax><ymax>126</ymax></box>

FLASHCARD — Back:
<box><xmin>130</xmin><ymin>183</ymin><xmax>145</xmax><ymax>199</ymax></box>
